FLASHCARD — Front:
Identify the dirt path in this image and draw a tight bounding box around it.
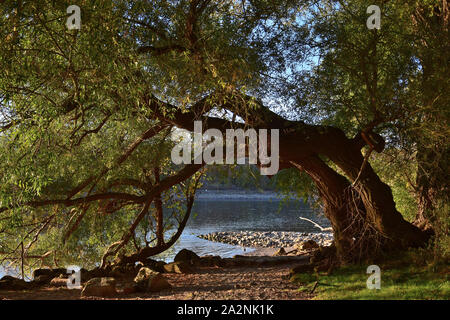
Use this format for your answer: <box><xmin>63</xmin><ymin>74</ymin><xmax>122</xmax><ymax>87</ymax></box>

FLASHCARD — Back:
<box><xmin>0</xmin><ymin>263</ymin><xmax>311</xmax><ymax>300</ymax></box>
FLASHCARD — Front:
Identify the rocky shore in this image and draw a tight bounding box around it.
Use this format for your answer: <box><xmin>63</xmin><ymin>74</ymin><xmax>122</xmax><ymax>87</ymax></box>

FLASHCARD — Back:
<box><xmin>198</xmin><ymin>231</ymin><xmax>333</xmax><ymax>248</ymax></box>
<box><xmin>0</xmin><ymin>248</ymin><xmax>312</xmax><ymax>300</ymax></box>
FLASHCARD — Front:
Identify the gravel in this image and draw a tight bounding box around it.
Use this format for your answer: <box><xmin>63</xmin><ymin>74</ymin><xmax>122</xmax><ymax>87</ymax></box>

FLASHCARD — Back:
<box><xmin>198</xmin><ymin>231</ymin><xmax>333</xmax><ymax>248</ymax></box>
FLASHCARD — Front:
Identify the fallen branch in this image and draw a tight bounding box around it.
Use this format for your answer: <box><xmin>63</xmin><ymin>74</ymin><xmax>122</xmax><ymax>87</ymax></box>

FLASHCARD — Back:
<box><xmin>299</xmin><ymin>217</ymin><xmax>332</xmax><ymax>232</ymax></box>
<box><xmin>310</xmin><ymin>281</ymin><xmax>319</xmax><ymax>294</ymax></box>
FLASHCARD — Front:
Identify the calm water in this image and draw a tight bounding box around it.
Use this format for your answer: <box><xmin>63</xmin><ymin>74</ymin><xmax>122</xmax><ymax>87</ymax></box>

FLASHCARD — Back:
<box><xmin>0</xmin><ymin>197</ymin><xmax>330</xmax><ymax>278</ymax></box>
<box><xmin>154</xmin><ymin>197</ymin><xmax>330</xmax><ymax>261</ymax></box>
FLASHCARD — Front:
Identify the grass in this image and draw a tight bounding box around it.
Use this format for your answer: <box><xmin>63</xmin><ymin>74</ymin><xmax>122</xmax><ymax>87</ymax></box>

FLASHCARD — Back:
<box><xmin>291</xmin><ymin>249</ymin><xmax>450</xmax><ymax>300</ymax></box>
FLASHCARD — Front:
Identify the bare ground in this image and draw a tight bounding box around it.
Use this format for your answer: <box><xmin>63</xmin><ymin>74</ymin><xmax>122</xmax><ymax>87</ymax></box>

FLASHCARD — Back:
<box><xmin>0</xmin><ymin>262</ymin><xmax>311</xmax><ymax>300</ymax></box>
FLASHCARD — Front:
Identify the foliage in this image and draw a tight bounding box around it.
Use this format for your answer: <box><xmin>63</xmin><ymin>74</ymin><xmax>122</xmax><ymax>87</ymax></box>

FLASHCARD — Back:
<box><xmin>369</xmin><ymin>149</ymin><xmax>418</xmax><ymax>222</ymax></box>
<box><xmin>0</xmin><ymin>0</ymin><xmax>448</xmax><ymax>271</ymax></box>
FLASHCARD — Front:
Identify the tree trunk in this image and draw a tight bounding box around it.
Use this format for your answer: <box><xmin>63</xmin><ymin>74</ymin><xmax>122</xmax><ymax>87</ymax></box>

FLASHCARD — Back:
<box><xmin>412</xmin><ymin>2</ymin><xmax>449</xmax><ymax>232</ymax></box>
<box><xmin>291</xmin><ymin>156</ymin><xmax>359</xmax><ymax>263</ymax></box>
<box><xmin>152</xmin><ymin>95</ymin><xmax>430</xmax><ymax>259</ymax></box>
<box><xmin>324</xmin><ymin>138</ymin><xmax>429</xmax><ymax>249</ymax></box>
<box><xmin>415</xmin><ymin>145</ymin><xmax>437</xmax><ymax>231</ymax></box>
<box><xmin>280</xmin><ymin>126</ymin><xmax>429</xmax><ymax>254</ymax></box>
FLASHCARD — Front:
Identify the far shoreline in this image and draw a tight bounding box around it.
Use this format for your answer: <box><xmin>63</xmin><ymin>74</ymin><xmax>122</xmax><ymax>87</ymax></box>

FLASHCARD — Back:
<box><xmin>195</xmin><ymin>189</ymin><xmax>298</xmax><ymax>201</ymax></box>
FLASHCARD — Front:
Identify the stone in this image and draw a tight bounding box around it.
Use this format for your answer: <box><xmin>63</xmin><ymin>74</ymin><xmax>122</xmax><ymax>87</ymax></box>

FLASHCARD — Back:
<box><xmin>0</xmin><ymin>276</ymin><xmax>31</xmax><ymax>290</ymax></box>
<box><xmin>110</xmin><ymin>265</ymin><xmax>129</xmax><ymax>278</ymax></box>
<box><xmin>85</xmin><ymin>267</ymin><xmax>107</xmax><ymax>280</ymax></box>
<box><xmin>32</xmin><ymin>268</ymin><xmax>66</xmax><ymax>279</ymax></box>
<box><xmin>77</xmin><ymin>268</ymin><xmax>92</xmax><ymax>283</ymax></box>
<box><xmin>174</xmin><ymin>249</ymin><xmax>200</xmax><ymax>264</ymax></box>
<box><xmin>297</xmin><ymin>240</ymin><xmax>319</xmax><ymax>251</ymax></box>
<box><xmin>133</xmin><ymin>267</ymin><xmax>172</xmax><ymax>292</ymax></box>
<box><xmin>163</xmin><ymin>261</ymin><xmax>193</xmax><ymax>274</ymax></box>
<box><xmin>50</xmin><ymin>277</ymin><xmax>69</xmax><ymax>287</ymax></box>
<box><xmin>273</xmin><ymin>248</ymin><xmax>287</xmax><ymax>256</ymax></box>
<box><xmin>197</xmin><ymin>255</ymin><xmax>224</xmax><ymax>267</ymax></box>
<box><xmin>81</xmin><ymin>277</ymin><xmax>117</xmax><ymax>297</ymax></box>
<box><xmin>142</xmin><ymin>258</ymin><xmax>166</xmax><ymax>273</ymax></box>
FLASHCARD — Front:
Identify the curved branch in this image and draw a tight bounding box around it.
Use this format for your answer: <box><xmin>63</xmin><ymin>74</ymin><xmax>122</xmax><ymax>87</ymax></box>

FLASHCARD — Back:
<box><xmin>65</xmin><ymin>123</ymin><xmax>168</xmax><ymax>199</ymax></box>
<box><xmin>113</xmin><ymin>193</ymin><xmax>196</xmax><ymax>266</ymax></box>
<box><xmin>100</xmin><ymin>197</ymin><xmax>153</xmax><ymax>268</ymax></box>
<box><xmin>0</xmin><ymin>192</ymin><xmax>145</xmax><ymax>214</ymax></box>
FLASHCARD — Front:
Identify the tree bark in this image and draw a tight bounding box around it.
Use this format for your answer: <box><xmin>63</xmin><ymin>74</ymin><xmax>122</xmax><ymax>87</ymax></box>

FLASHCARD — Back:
<box><xmin>320</xmin><ymin>134</ymin><xmax>429</xmax><ymax>248</ymax></box>
<box><xmin>412</xmin><ymin>1</ymin><xmax>449</xmax><ymax>232</ymax></box>
<box><xmin>291</xmin><ymin>156</ymin><xmax>358</xmax><ymax>263</ymax></box>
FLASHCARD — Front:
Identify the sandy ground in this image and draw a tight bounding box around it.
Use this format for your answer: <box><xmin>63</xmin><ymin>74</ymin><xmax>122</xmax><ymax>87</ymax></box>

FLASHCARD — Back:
<box><xmin>244</xmin><ymin>247</ymin><xmax>296</xmax><ymax>256</ymax></box>
<box><xmin>0</xmin><ymin>262</ymin><xmax>310</xmax><ymax>300</ymax></box>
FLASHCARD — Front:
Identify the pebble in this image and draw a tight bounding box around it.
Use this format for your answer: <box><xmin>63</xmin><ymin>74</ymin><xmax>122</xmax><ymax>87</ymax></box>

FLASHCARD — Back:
<box><xmin>198</xmin><ymin>231</ymin><xmax>333</xmax><ymax>248</ymax></box>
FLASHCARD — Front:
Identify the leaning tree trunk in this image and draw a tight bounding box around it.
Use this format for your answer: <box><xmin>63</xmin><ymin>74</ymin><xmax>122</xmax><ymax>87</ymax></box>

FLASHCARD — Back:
<box><xmin>291</xmin><ymin>156</ymin><xmax>361</xmax><ymax>263</ymax></box>
<box><xmin>151</xmin><ymin>93</ymin><xmax>431</xmax><ymax>260</ymax></box>
<box><xmin>325</xmin><ymin>136</ymin><xmax>430</xmax><ymax>249</ymax></box>
<box><xmin>279</xmin><ymin>125</ymin><xmax>429</xmax><ymax>256</ymax></box>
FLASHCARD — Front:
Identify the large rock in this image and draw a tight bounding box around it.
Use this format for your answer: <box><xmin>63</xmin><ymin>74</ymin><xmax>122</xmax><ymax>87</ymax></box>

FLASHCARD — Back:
<box><xmin>133</xmin><ymin>267</ymin><xmax>172</xmax><ymax>292</ymax></box>
<box><xmin>85</xmin><ymin>267</ymin><xmax>109</xmax><ymax>280</ymax></box>
<box><xmin>78</xmin><ymin>268</ymin><xmax>91</xmax><ymax>283</ymax></box>
<box><xmin>0</xmin><ymin>276</ymin><xmax>31</xmax><ymax>290</ymax></box>
<box><xmin>110</xmin><ymin>264</ymin><xmax>136</xmax><ymax>278</ymax></box>
<box><xmin>197</xmin><ymin>255</ymin><xmax>224</xmax><ymax>267</ymax></box>
<box><xmin>50</xmin><ymin>276</ymin><xmax>69</xmax><ymax>288</ymax></box>
<box><xmin>34</xmin><ymin>268</ymin><xmax>89</xmax><ymax>286</ymax></box>
<box><xmin>81</xmin><ymin>277</ymin><xmax>117</xmax><ymax>297</ymax></box>
<box><xmin>163</xmin><ymin>261</ymin><xmax>193</xmax><ymax>274</ymax></box>
<box><xmin>141</xmin><ymin>258</ymin><xmax>167</xmax><ymax>273</ymax></box>
<box><xmin>32</xmin><ymin>274</ymin><xmax>53</xmax><ymax>286</ymax></box>
<box><xmin>174</xmin><ymin>249</ymin><xmax>200</xmax><ymax>264</ymax></box>
<box><xmin>121</xmin><ymin>285</ymin><xmax>137</xmax><ymax>295</ymax></box>
<box><xmin>32</xmin><ymin>268</ymin><xmax>66</xmax><ymax>279</ymax></box>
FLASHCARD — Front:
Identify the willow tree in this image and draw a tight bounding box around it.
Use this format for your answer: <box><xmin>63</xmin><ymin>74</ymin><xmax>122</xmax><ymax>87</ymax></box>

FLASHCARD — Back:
<box><xmin>0</xmin><ymin>0</ymin><xmax>435</xmax><ymax>269</ymax></box>
<box><xmin>409</xmin><ymin>0</ymin><xmax>449</xmax><ymax>236</ymax></box>
<box><xmin>0</xmin><ymin>0</ymin><xmax>208</xmax><ymax>270</ymax></box>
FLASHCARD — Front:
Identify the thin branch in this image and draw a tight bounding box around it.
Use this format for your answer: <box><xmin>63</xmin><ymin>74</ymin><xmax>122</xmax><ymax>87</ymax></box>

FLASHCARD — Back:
<box><xmin>299</xmin><ymin>217</ymin><xmax>332</xmax><ymax>232</ymax></box>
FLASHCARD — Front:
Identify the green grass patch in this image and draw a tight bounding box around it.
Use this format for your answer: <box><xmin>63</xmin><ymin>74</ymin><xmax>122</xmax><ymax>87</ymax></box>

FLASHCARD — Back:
<box><xmin>291</xmin><ymin>250</ymin><xmax>450</xmax><ymax>300</ymax></box>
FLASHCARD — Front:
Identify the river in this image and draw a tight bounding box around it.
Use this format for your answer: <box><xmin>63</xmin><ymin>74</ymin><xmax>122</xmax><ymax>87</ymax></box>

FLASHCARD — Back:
<box><xmin>0</xmin><ymin>192</ymin><xmax>331</xmax><ymax>278</ymax></box>
<box><xmin>153</xmin><ymin>192</ymin><xmax>330</xmax><ymax>261</ymax></box>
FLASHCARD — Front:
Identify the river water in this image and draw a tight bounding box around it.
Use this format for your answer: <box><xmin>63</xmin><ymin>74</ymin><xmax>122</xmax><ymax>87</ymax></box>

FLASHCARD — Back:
<box><xmin>154</xmin><ymin>193</ymin><xmax>330</xmax><ymax>261</ymax></box>
<box><xmin>0</xmin><ymin>193</ymin><xmax>330</xmax><ymax>278</ymax></box>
